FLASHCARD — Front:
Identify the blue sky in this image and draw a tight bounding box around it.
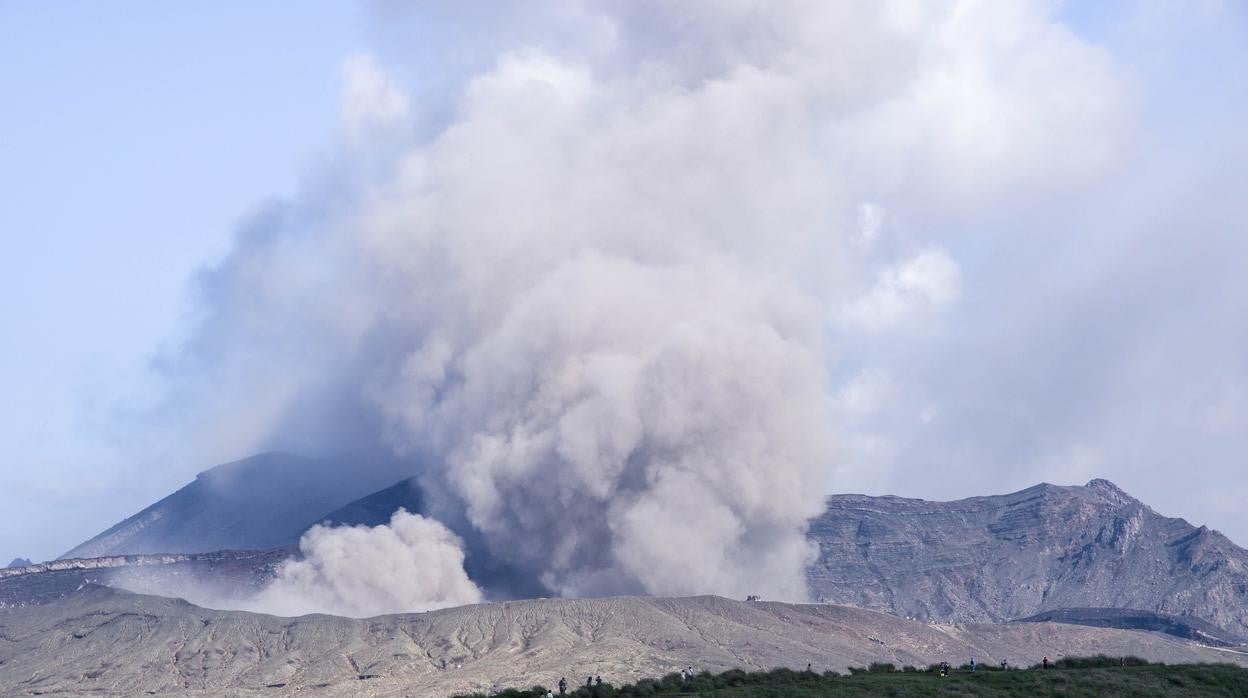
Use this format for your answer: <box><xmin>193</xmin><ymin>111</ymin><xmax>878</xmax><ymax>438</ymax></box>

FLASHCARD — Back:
<box><xmin>0</xmin><ymin>1</ymin><xmax>364</xmax><ymax>561</ymax></box>
<box><xmin>2</xmin><ymin>1</ymin><xmax>1247</xmax><ymax>570</ymax></box>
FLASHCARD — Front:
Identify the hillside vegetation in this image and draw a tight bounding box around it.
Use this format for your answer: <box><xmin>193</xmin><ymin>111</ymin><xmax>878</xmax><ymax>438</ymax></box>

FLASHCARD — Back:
<box><xmin>455</xmin><ymin>657</ymin><xmax>1248</xmax><ymax>697</ymax></box>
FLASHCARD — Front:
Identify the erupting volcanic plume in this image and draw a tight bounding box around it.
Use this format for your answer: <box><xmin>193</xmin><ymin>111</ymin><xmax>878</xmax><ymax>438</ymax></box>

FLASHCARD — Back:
<box><xmin>147</xmin><ymin>2</ymin><xmax>1122</xmax><ymax>613</ymax></box>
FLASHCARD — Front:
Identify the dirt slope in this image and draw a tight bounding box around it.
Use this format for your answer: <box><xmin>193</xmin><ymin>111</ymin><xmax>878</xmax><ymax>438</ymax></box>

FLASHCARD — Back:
<box><xmin>1</xmin><ymin>586</ymin><xmax>1244</xmax><ymax>696</ymax></box>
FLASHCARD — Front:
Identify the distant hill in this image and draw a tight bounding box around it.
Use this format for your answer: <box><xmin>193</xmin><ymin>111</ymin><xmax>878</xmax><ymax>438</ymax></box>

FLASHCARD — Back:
<box><xmin>807</xmin><ymin>479</ymin><xmax>1248</xmax><ymax>639</ymax></box>
<box><xmin>60</xmin><ymin>451</ymin><xmax>418</xmax><ymax>559</ymax></box>
<box><xmin>5</xmin><ymin>558</ymin><xmax>31</xmax><ymax>569</ymax></box>
<box><xmin>57</xmin><ymin>458</ymin><xmax>1248</xmax><ymax>641</ymax></box>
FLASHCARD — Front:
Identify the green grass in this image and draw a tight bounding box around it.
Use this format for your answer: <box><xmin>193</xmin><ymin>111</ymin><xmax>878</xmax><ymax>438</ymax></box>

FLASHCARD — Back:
<box><xmin>451</xmin><ymin>657</ymin><xmax>1248</xmax><ymax>697</ymax></box>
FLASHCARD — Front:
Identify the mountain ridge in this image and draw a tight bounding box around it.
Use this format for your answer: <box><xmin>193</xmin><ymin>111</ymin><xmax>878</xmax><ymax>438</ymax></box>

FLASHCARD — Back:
<box><xmin>52</xmin><ymin>456</ymin><xmax>1248</xmax><ymax>642</ymax></box>
<box><xmin>808</xmin><ymin>478</ymin><xmax>1248</xmax><ymax>638</ymax></box>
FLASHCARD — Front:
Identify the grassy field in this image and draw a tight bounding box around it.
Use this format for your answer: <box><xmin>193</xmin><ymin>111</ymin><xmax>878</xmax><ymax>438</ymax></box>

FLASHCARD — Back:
<box><xmin>453</xmin><ymin>656</ymin><xmax>1248</xmax><ymax>697</ymax></box>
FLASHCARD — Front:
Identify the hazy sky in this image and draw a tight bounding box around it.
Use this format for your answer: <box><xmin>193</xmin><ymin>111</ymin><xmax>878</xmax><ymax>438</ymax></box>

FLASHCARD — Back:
<box><xmin>2</xmin><ymin>1</ymin><xmax>1246</xmax><ymax>568</ymax></box>
<box><xmin>0</xmin><ymin>1</ymin><xmax>365</xmax><ymax>561</ymax></box>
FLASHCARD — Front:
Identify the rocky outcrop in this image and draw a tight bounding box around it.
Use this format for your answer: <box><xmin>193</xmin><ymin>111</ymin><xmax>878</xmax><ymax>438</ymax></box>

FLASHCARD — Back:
<box><xmin>806</xmin><ymin>479</ymin><xmax>1248</xmax><ymax>639</ymax></box>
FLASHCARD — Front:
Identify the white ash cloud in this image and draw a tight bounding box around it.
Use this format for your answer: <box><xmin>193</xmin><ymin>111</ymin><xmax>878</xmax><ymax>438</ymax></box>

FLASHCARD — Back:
<box><xmin>246</xmin><ymin>510</ymin><xmax>481</xmax><ymax>617</ymax></box>
<box><xmin>144</xmin><ymin>1</ymin><xmax>1126</xmax><ymax>602</ymax></box>
<box><xmin>816</xmin><ymin>3</ymin><xmax>1248</xmax><ymax>540</ymax></box>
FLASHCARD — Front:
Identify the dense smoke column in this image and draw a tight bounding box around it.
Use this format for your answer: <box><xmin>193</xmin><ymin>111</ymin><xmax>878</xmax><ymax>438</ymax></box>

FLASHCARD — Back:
<box><xmin>380</xmin><ymin>257</ymin><xmax>834</xmax><ymax>599</ymax></box>
<box><xmin>346</xmin><ymin>43</ymin><xmax>844</xmax><ymax>600</ymax></box>
<box><xmin>155</xmin><ymin>2</ymin><xmax>1124</xmax><ymax>605</ymax></box>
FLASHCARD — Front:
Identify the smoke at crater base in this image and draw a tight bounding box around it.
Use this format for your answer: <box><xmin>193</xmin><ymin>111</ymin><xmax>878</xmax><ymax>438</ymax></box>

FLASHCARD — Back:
<box><xmin>245</xmin><ymin>510</ymin><xmax>482</xmax><ymax>618</ymax></box>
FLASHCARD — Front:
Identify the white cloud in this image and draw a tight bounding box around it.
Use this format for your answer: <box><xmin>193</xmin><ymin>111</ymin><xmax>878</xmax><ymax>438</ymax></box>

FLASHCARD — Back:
<box><xmin>835</xmin><ymin>368</ymin><xmax>899</xmax><ymax>416</ymax></box>
<box><xmin>842</xmin><ymin>247</ymin><xmax>962</xmax><ymax>332</ymax></box>
<box><xmin>832</xmin><ymin>0</ymin><xmax>1126</xmax><ymax>213</ymax></box>
<box><xmin>338</xmin><ymin>54</ymin><xmax>411</xmax><ymax>142</ymax></box>
<box><xmin>855</xmin><ymin>202</ymin><xmax>886</xmax><ymax>245</ymax></box>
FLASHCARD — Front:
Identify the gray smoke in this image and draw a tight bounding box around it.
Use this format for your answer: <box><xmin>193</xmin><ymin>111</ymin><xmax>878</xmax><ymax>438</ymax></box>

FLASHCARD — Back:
<box><xmin>147</xmin><ymin>2</ymin><xmax>1123</xmax><ymax>604</ymax></box>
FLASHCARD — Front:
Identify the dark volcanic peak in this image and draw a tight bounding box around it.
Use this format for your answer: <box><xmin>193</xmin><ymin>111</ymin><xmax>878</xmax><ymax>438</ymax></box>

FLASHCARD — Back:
<box><xmin>61</xmin><ymin>450</ymin><xmax>418</xmax><ymax>560</ymax></box>
<box><xmin>807</xmin><ymin>478</ymin><xmax>1248</xmax><ymax>639</ymax></box>
<box><xmin>311</xmin><ymin>476</ymin><xmax>424</xmax><ymax>529</ymax></box>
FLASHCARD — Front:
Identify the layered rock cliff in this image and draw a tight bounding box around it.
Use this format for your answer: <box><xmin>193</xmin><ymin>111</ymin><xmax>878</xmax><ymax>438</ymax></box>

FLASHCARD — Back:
<box><xmin>806</xmin><ymin>479</ymin><xmax>1248</xmax><ymax>639</ymax></box>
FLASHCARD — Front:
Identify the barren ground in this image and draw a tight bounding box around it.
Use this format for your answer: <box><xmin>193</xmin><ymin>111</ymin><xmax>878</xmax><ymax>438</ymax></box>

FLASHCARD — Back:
<box><xmin>3</xmin><ymin>586</ymin><xmax>1246</xmax><ymax>696</ymax></box>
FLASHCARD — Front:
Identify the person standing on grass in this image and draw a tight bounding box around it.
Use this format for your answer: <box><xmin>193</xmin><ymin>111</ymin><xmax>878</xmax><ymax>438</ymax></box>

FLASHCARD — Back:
<box><xmin>1043</xmin><ymin>656</ymin><xmax>1049</xmax><ymax>669</ymax></box>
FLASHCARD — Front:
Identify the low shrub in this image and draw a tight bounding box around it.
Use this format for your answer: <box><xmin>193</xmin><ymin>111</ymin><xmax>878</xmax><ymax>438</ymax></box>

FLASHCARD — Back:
<box><xmin>451</xmin><ymin>657</ymin><xmax>1248</xmax><ymax>697</ymax></box>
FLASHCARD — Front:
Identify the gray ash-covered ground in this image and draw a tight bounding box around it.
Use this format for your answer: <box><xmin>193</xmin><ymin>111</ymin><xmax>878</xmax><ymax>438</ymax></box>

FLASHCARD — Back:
<box><xmin>2</xmin><ymin>586</ymin><xmax>1246</xmax><ymax>697</ymax></box>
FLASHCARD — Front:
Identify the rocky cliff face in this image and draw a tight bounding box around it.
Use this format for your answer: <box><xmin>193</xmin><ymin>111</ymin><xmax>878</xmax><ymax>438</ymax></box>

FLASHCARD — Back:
<box><xmin>806</xmin><ymin>479</ymin><xmax>1248</xmax><ymax>639</ymax></box>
